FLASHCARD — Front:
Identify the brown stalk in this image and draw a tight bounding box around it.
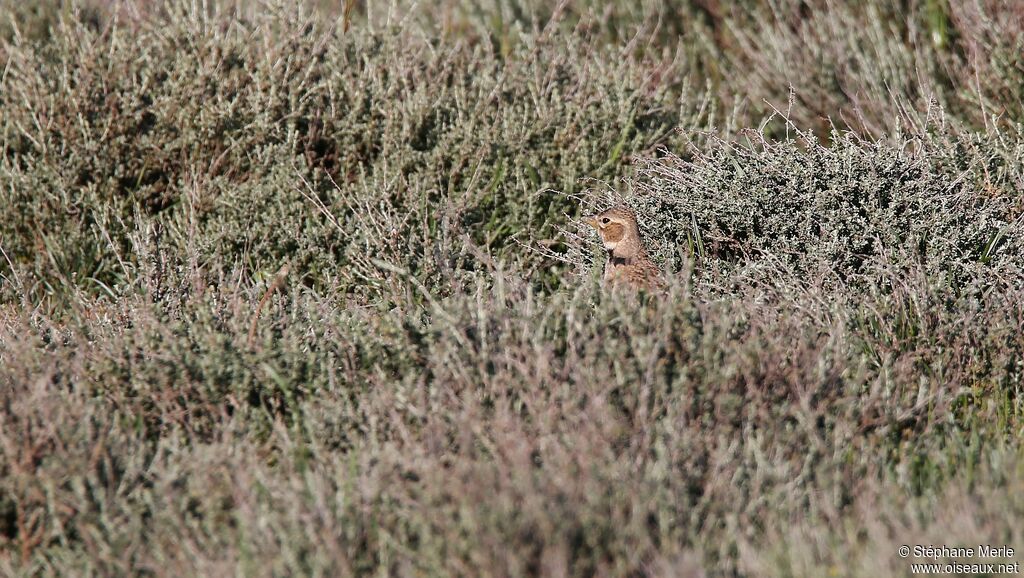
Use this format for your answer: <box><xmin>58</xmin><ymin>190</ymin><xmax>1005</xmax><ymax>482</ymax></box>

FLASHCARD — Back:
<box><xmin>247</xmin><ymin>262</ymin><xmax>292</xmax><ymax>348</ymax></box>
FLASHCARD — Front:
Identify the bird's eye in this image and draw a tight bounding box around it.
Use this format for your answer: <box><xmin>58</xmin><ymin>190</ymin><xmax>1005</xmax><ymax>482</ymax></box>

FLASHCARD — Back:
<box><xmin>601</xmin><ymin>217</ymin><xmax>610</xmax><ymax>224</ymax></box>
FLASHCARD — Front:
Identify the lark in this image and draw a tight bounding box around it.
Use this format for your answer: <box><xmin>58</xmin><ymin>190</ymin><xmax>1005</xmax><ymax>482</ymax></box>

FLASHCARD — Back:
<box><xmin>584</xmin><ymin>206</ymin><xmax>664</xmax><ymax>291</ymax></box>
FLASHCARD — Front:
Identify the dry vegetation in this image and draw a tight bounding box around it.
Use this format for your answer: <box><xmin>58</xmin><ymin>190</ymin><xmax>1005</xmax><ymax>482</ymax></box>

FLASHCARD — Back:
<box><xmin>1</xmin><ymin>0</ymin><xmax>1023</xmax><ymax>576</ymax></box>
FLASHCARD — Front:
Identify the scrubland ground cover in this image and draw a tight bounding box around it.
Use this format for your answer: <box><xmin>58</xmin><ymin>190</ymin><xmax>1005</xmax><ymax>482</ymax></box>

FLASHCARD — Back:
<box><xmin>1</xmin><ymin>1</ymin><xmax>1023</xmax><ymax>576</ymax></box>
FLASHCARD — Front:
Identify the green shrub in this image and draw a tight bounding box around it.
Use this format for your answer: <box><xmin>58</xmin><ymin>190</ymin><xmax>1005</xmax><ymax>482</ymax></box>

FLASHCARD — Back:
<box><xmin>0</xmin><ymin>2</ymin><xmax>690</xmax><ymax>309</ymax></box>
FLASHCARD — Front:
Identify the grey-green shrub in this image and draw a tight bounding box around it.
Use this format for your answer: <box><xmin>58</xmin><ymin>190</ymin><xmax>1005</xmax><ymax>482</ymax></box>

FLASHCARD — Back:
<box><xmin>624</xmin><ymin>127</ymin><xmax>1024</xmax><ymax>291</ymax></box>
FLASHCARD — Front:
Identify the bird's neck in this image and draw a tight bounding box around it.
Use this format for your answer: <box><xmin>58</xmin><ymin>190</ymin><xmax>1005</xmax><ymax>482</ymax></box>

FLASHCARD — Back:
<box><xmin>607</xmin><ymin>249</ymin><xmax>644</xmax><ymax>266</ymax></box>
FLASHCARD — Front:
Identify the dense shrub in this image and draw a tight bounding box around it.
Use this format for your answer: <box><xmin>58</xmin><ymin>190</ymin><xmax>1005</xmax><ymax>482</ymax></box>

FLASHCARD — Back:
<box><xmin>625</xmin><ymin>128</ymin><xmax>1024</xmax><ymax>290</ymax></box>
<box><xmin>0</xmin><ymin>2</ymin><xmax>691</xmax><ymax>308</ymax></box>
<box><xmin>2</xmin><ymin>1</ymin><xmax>1023</xmax><ymax>577</ymax></box>
<box><xmin>3</xmin><ymin>258</ymin><xmax>1023</xmax><ymax>576</ymax></box>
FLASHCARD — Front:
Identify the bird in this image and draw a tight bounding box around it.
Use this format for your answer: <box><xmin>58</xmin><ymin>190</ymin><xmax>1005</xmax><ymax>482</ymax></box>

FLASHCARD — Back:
<box><xmin>583</xmin><ymin>205</ymin><xmax>664</xmax><ymax>291</ymax></box>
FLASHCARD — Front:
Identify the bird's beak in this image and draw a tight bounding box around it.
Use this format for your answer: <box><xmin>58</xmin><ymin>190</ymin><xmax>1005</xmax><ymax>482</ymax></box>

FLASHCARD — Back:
<box><xmin>583</xmin><ymin>216</ymin><xmax>600</xmax><ymax>229</ymax></box>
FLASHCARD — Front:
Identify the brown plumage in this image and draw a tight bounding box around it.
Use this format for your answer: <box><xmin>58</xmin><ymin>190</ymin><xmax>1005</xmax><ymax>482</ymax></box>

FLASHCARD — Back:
<box><xmin>583</xmin><ymin>206</ymin><xmax>664</xmax><ymax>292</ymax></box>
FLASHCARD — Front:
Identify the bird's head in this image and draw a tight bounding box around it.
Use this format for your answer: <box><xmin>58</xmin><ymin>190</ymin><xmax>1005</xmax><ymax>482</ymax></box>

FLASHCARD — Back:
<box><xmin>583</xmin><ymin>206</ymin><xmax>644</xmax><ymax>258</ymax></box>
